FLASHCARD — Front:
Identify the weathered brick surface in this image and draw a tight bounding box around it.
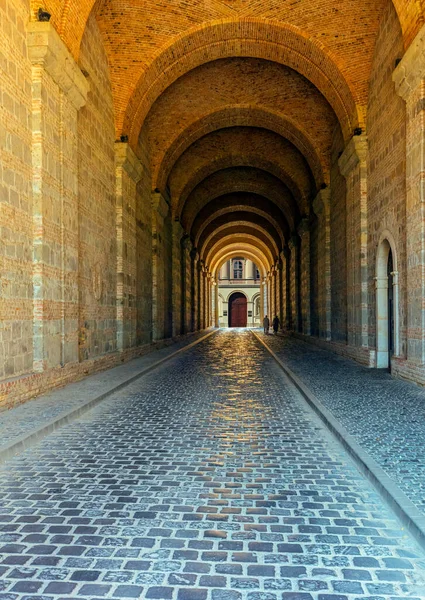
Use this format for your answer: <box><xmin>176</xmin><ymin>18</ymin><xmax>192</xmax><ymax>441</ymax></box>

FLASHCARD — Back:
<box><xmin>4</xmin><ymin>0</ymin><xmax>425</xmax><ymax>405</ymax></box>
<box><xmin>78</xmin><ymin>14</ymin><xmax>117</xmax><ymax>361</ymax></box>
<box><xmin>143</xmin><ymin>58</ymin><xmax>335</xmax><ymax>192</ymax></box>
<box><xmin>367</xmin><ymin>3</ymin><xmax>407</xmax><ymax>357</ymax></box>
<box><xmin>329</xmin><ymin>130</ymin><xmax>347</xmax><ymax>344</ymax></box>
<box><xmin>0</xmin><ymin>0</ymin><xmax>33</xmax><ymax>381</ymax></box>
<box><xmin>169</xmin><ymin>127</ymin><xmax>312</xmax><ymax>219</ymax></box>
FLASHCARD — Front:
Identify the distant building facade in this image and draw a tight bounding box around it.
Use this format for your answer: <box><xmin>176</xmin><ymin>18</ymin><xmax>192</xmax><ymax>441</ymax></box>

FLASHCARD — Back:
<box><xmin>218</xmin><ymin>258</ymin><xmax>262</xmax><ymax>328</ymax></box>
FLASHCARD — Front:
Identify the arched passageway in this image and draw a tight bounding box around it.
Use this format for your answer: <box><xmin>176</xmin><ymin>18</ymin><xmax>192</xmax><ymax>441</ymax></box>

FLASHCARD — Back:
<box><xmin>1</xmin><ymin>0</ymin><xmax>425</xmax><ymax>400</ymax></box>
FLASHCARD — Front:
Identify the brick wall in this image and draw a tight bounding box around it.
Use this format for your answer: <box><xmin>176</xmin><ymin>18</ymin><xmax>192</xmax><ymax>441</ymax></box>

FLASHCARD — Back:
<box><xmin>330</xmin><ymin>128</ymin><xmax>348</xmax><ymax>343</ymax></box>
<box><xmin>366</xmin><ymin>3</ymin><xmax>407</xmax><ymax>356</ymax></box>
<box><xmin>78</xmin><ymin>14</ymin><xmax>116</xmax><ymax>361</ymax></box>
<box><xmin>0</xmin><ymin>0</ymin><xmax>33</xmax><ymax>381</ymax></box>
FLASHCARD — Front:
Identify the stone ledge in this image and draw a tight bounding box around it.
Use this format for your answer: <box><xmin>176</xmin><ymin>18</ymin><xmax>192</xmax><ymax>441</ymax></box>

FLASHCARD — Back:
<box><xmin>27</xmin><ymin>21</ymin><xmax>89</xmax><ymax>110</ymax></box>
<box><xmin>338</xmin><ymin>134</ymin><xmax>368</xmax><ymax>177</ymax></box>
<box><xmin>115</xmin><ymin>142</ymin><xmax>145</xmax><ymax>182</ymax></box>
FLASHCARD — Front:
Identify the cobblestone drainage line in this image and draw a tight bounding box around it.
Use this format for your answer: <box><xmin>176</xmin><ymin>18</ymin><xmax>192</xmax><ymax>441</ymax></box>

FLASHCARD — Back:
<box><xmin>251</xmin><ymin>329</ymin><xmax>425</xmax><ymax>553</ymax></box>
<box><xmin>0</xmin><ymin>329</ymin><xmax>219</xmax><ymax>466</ymax></box>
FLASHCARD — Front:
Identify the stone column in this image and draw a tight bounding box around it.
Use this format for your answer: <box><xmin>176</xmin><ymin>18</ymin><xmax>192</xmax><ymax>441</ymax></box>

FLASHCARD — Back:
<box><xmin>282</xmin><ymin>247</ymin><xmax>291</xmax><ymax>329</ymax></box>
<box><xmin>394</xmin><ymin>31</ymin><xmax>425</xmax><ymax>364</ymax></box>
<box><xmin>151</xmin><ymin>190</ymin><xmax>170</xmax><ymax>341</ymax></box>
<box><xmin>190</xmin><ymin>248</ymin><xmax>198</xmax><ymax>332</ymax></box>
<box><xmin>197</xmin><ymin>259</ymin><xmax>203</xmax><ymax>331</ymax></box>
<box><xmin>313</xmin><ymin>189</ymin><xmax>331</xmax><ymax>340</ymax></box>
<box><xmin>115</xmin><ymin>143</ymin><xmax>143</xmax><ymax>353</ymax></box>
<box><xmin>277</xmin><ymin>257</ymin><xmax>284</xmax><ymax>330</ymax></box>
<box><xmin>28</xmin><ymin>22</ymin><xmax>89</xmax><ymax>370</ymax></box>
<box><xmin>338</xmin><ymin>134</ymin><xmax>368</xmax><ymax>349</ymax></box>
<box><xmin>298</xmin><ymin>218</ymin><xmax>311</xmax><ymax>335</ymax></box>
<box><xmin>206</xmin><ymin>272</ymin><xmax>212</xmax><ymax>327</ymax></box>
<box><xmin>172</xmin><ymin>221</ymin><xmax>184</xmax><ymax>337</ymax></box>
<box><xmin>179</xmin><ymin>234</ymin><xmax>191</xmax><ymax>335</ymax></box>
<box><xmin>289</xmin><ymin>235</ymin><xmax>300</xmax><ymax>331</ymax></box>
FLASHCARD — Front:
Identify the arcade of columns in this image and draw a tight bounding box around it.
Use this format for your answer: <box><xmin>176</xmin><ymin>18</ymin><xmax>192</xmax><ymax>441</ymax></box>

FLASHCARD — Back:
<box><xmin>2</xmin><ymin>0</ymin><xmax>425</xmax><ymax>407</ymax></box>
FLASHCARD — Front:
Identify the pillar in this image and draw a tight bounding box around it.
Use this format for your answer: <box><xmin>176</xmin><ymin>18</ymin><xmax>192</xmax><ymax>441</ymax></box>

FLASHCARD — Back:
<box><xmin>338</xmin><ymin>134</ymin><xmax>368</xmax><ymax>349</ymax></box>
<box><xmin>277</xmin><ymin>257</ymin><xmax>284</xmax><ymax>330</ymax></box>
<box><xmin>298</xmin><ymin>218</ymin><xmax>311</xmax><ymax>335</ymax></box>
<box><xmin>197</xmin><ymin>259</ymin><xmax>203</xmax><ymax>330</ymax></box>
<box><xmin>282</xmin><ymin>247</ymin><xmax>291</xmax><ymax>329</ymax></box>
<box><xmin>179</xmin><ymin>234</ymin><xmax>191</xmax><ymax>335</ymax></box>
<box><xmin>313</xmin><ymin>189</ymin><xmax>331</xmax><ymax>340</ymax></box>
<box><xmin>394</xmin><ymin>30</ymin><xmax>425</xmax><ymax>364</ymax></box>
<box><xmin>115</xmin><ymin>143</ymin><xmax>143</xmax><ymax>353</ymax></box>
<box><xmin>172</xmin><ymin>222</ymin><xmax>184</xmax><ymax>337</ymax></box>
<box><xmin>28</xmin><ymin>22</ymin><xmax>89</xmax><ymax>370</ymax></box>
<box><xmin>190</xmin><ymin>248</ymin><xmax>198</xmax><ymax>332</ymax></box>
<box><xmin>289</xmin><ymin>235</ymin><xmax>300</xmax><ymax>331</ymax></box>
<box><xmin>151</xmin><ymin>190</ymin><xmax>171</xmax><ymax>341</ymax></box>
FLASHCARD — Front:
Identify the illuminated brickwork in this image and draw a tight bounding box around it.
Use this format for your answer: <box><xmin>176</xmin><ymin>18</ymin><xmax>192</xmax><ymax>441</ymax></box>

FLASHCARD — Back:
<box><xmin>2</xmin><ymin>0</ymin><xmax>425</xmax><ymax>408</ymax></box>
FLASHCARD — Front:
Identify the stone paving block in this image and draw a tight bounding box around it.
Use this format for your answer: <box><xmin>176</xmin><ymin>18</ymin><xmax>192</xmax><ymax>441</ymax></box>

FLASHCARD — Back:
<box><xmin>0</xmin><ymin>331</ymin><xmax>424</xmax><ymax>599</ymax></box>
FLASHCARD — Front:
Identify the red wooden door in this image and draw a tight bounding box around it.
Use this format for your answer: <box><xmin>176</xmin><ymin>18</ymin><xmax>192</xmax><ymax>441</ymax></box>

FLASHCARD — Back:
<box><xmin>229</xmin><ymin>294</ymin><xmax>247</xmax><ymax>327</ymax></box>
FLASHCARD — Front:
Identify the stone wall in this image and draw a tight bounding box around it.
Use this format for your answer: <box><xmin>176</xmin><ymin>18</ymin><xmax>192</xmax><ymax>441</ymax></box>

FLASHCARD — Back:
<box><xmin>0</xmin><ymin>0</ymin><xmax>33</xmax><ymax>382</ymax></box>
<box><xmin>366</xmin><ymin>3</ymin><xmax>407</xmax><ymax>355</ymax></box>
<box><xmin>78</xmin><ymin>14</ymin><xmax>116</xmax><ymax>361</ymax></box>
<box><xmin>330</xmin><ymin>128</ymin><xmax>347</xmax><ymax>343</ymax></box>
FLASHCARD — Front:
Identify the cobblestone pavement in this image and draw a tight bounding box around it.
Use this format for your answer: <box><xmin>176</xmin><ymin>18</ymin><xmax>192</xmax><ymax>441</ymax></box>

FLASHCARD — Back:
<box><xmin>0</xmin><ymin>331</ymin><xmax>209</xmax><ymax>449</ymax></box>
<box><xmin>259</xmin><ymin>332</ymin><xmax>425</xmax><ymax>517</ymax></box>
<box><xmin>0</xmin><ymin>329</ymin><xmax>424</xmax><ymax>600</ymax></box>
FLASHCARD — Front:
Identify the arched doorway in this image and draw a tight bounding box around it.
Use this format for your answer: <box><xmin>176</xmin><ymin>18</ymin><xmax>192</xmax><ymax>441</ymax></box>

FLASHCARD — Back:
<box><xmin>228</xmin><ymin>292</ymin><xmax>247</xmax><ymax>327</ymax></box>
<box><xmin>376</xmin><ymin>236</ymin><xmax>398</xmax><ymax>369</ymax></box>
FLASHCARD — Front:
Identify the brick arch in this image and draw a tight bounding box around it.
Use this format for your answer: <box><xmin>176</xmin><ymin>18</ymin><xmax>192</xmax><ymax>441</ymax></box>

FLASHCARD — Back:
<box><xmin>198</xmin><ymin>213</ymin><xmax>284</xmax><ymax>254</ymax></box>
<box><xmin>392</xmin><ymin>0</ymin><xmax>425</xmax><ymax>47</ymax></box>
<box><xmin>204</xmin><ymin>233</ymin><xmax>276</xmax><ymax>267</ymax></box>
<box><xmin>154</xmin><ymin>105</ymin><xmax>328</xmax><ymax>193</ymax></box>
<box><xmin>33</xmin><ymin>2</ymin><xmax>421</xmax><ymax>76</ymax></box>
<box><xmin>191</xmin><ymin>194</ymin><xmax>290</xmax><ymax>247</ymax></box>
<box><xmin>211</xmin><ymin>247</ymin><xmax>271</xmax><ymax>277</ymax></box>
<box><xmin>171</xmin><ymin>127</ymin><xmax>313</xmax><ymax>217</ymax></box>
<box><xmin>203</xmin><ymin>224</ymin><xmax>280</xmax><ymax>266</ymax></box>
<box><xmin>176</xmin><ymin>155</ymin><xmax>307</xmax><ymax>222</ymax></box>
<box><xmin>182</xmin><ymin>168</ymin><xmax>298</xmax><ymax>233</ymax></box>
<box><xmin>125</xmin><ymin>19</ymin><xmax>361</xmax><ymax>145</ymax></box>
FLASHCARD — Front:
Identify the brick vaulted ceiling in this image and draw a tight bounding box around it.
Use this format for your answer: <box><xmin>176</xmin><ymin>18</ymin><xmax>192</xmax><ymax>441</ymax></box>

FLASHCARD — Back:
<box><xmin>31</xmin><ymin>0</ymin><xmax>424</xmax><ymax>264</ymax></box>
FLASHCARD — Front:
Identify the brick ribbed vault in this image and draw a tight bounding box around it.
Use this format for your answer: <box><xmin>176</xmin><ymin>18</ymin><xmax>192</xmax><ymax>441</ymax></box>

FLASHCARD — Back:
<box><xmin>34</xmin><ymin>1</ymin><xmax>423</xmax><ymax>76</ymax></box>
<box><xmin>211</xmin><ymin>246</ymin><xmax>271</xmax><ymax>277</ymax></box>
<box><xmin>143</xmin><ymin>58</ymin><xmax>336</xmax><ymax>191</ymax></box>
<box><xmin>170</xmin><ymin>127</ymin><xmax>314</xmax><ymax>219</ymax></box>
<box><xmin>205</xmin><ymin>233</ymin><xmax>275</xmax><ymax>267</ymax></box>
<box><xmin>182</xmin><ymin>169</ymin><xmax>297</xmax><ymax>235</ymax></box>
<box><xmin>191</xmin><ymin>193</ymin><xmax>290</xmax><ymax>248</ymax></box>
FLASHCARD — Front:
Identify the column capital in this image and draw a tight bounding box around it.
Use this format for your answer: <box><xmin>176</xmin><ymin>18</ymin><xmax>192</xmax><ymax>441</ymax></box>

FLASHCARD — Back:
<box><xmin>288</xmin><ymin>235</ymin><xmax>299</xmax><ymax>250</ymax></box>
<box><xmin>180</xmin><ymin>234</ymin><xmax>191</xmax><ymax>250</ymax></box>
<box><xmin>393</xmin><ymin>23</ymin><xmax>425</xmax><ymax>100</ymax></box>
<box><xmin>313</xmin><ymin>188</ymin><xmax>330</xmax><ymax>218</ymax></box>
<box><xmin>338</xmin><ymin>134</ymin><xmax>368</xmax><ymax>178</ymax></box>
<box><xmin>115</xmin><ymin>143</ymin><xmax>144</xmax><ymax>183</ymax></box>
<box><xmin>297</xmin><ymin>218</ymin><xmax>310</xmax><ymax>238</ymax></box>
<box><xmin>27</xmin><ymin>22</ymin><xmax>89</xmax><ymax>110</ymax></box>
<box><xmin>152</xmin><ymin>191</ymin><xmax>170</xmax><ymax>220</ymax></box>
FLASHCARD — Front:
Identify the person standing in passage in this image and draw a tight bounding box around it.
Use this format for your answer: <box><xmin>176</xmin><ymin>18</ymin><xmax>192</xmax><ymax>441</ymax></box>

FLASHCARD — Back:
<box><xmin>263</xmin><ymin>315</ymin><xmax>270</xmax><ymax>334</ymax></box>
<box><xmin>272</xmin><ymin>315</ymin><xmax>280</xmax><ymax>335</ymax></box>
